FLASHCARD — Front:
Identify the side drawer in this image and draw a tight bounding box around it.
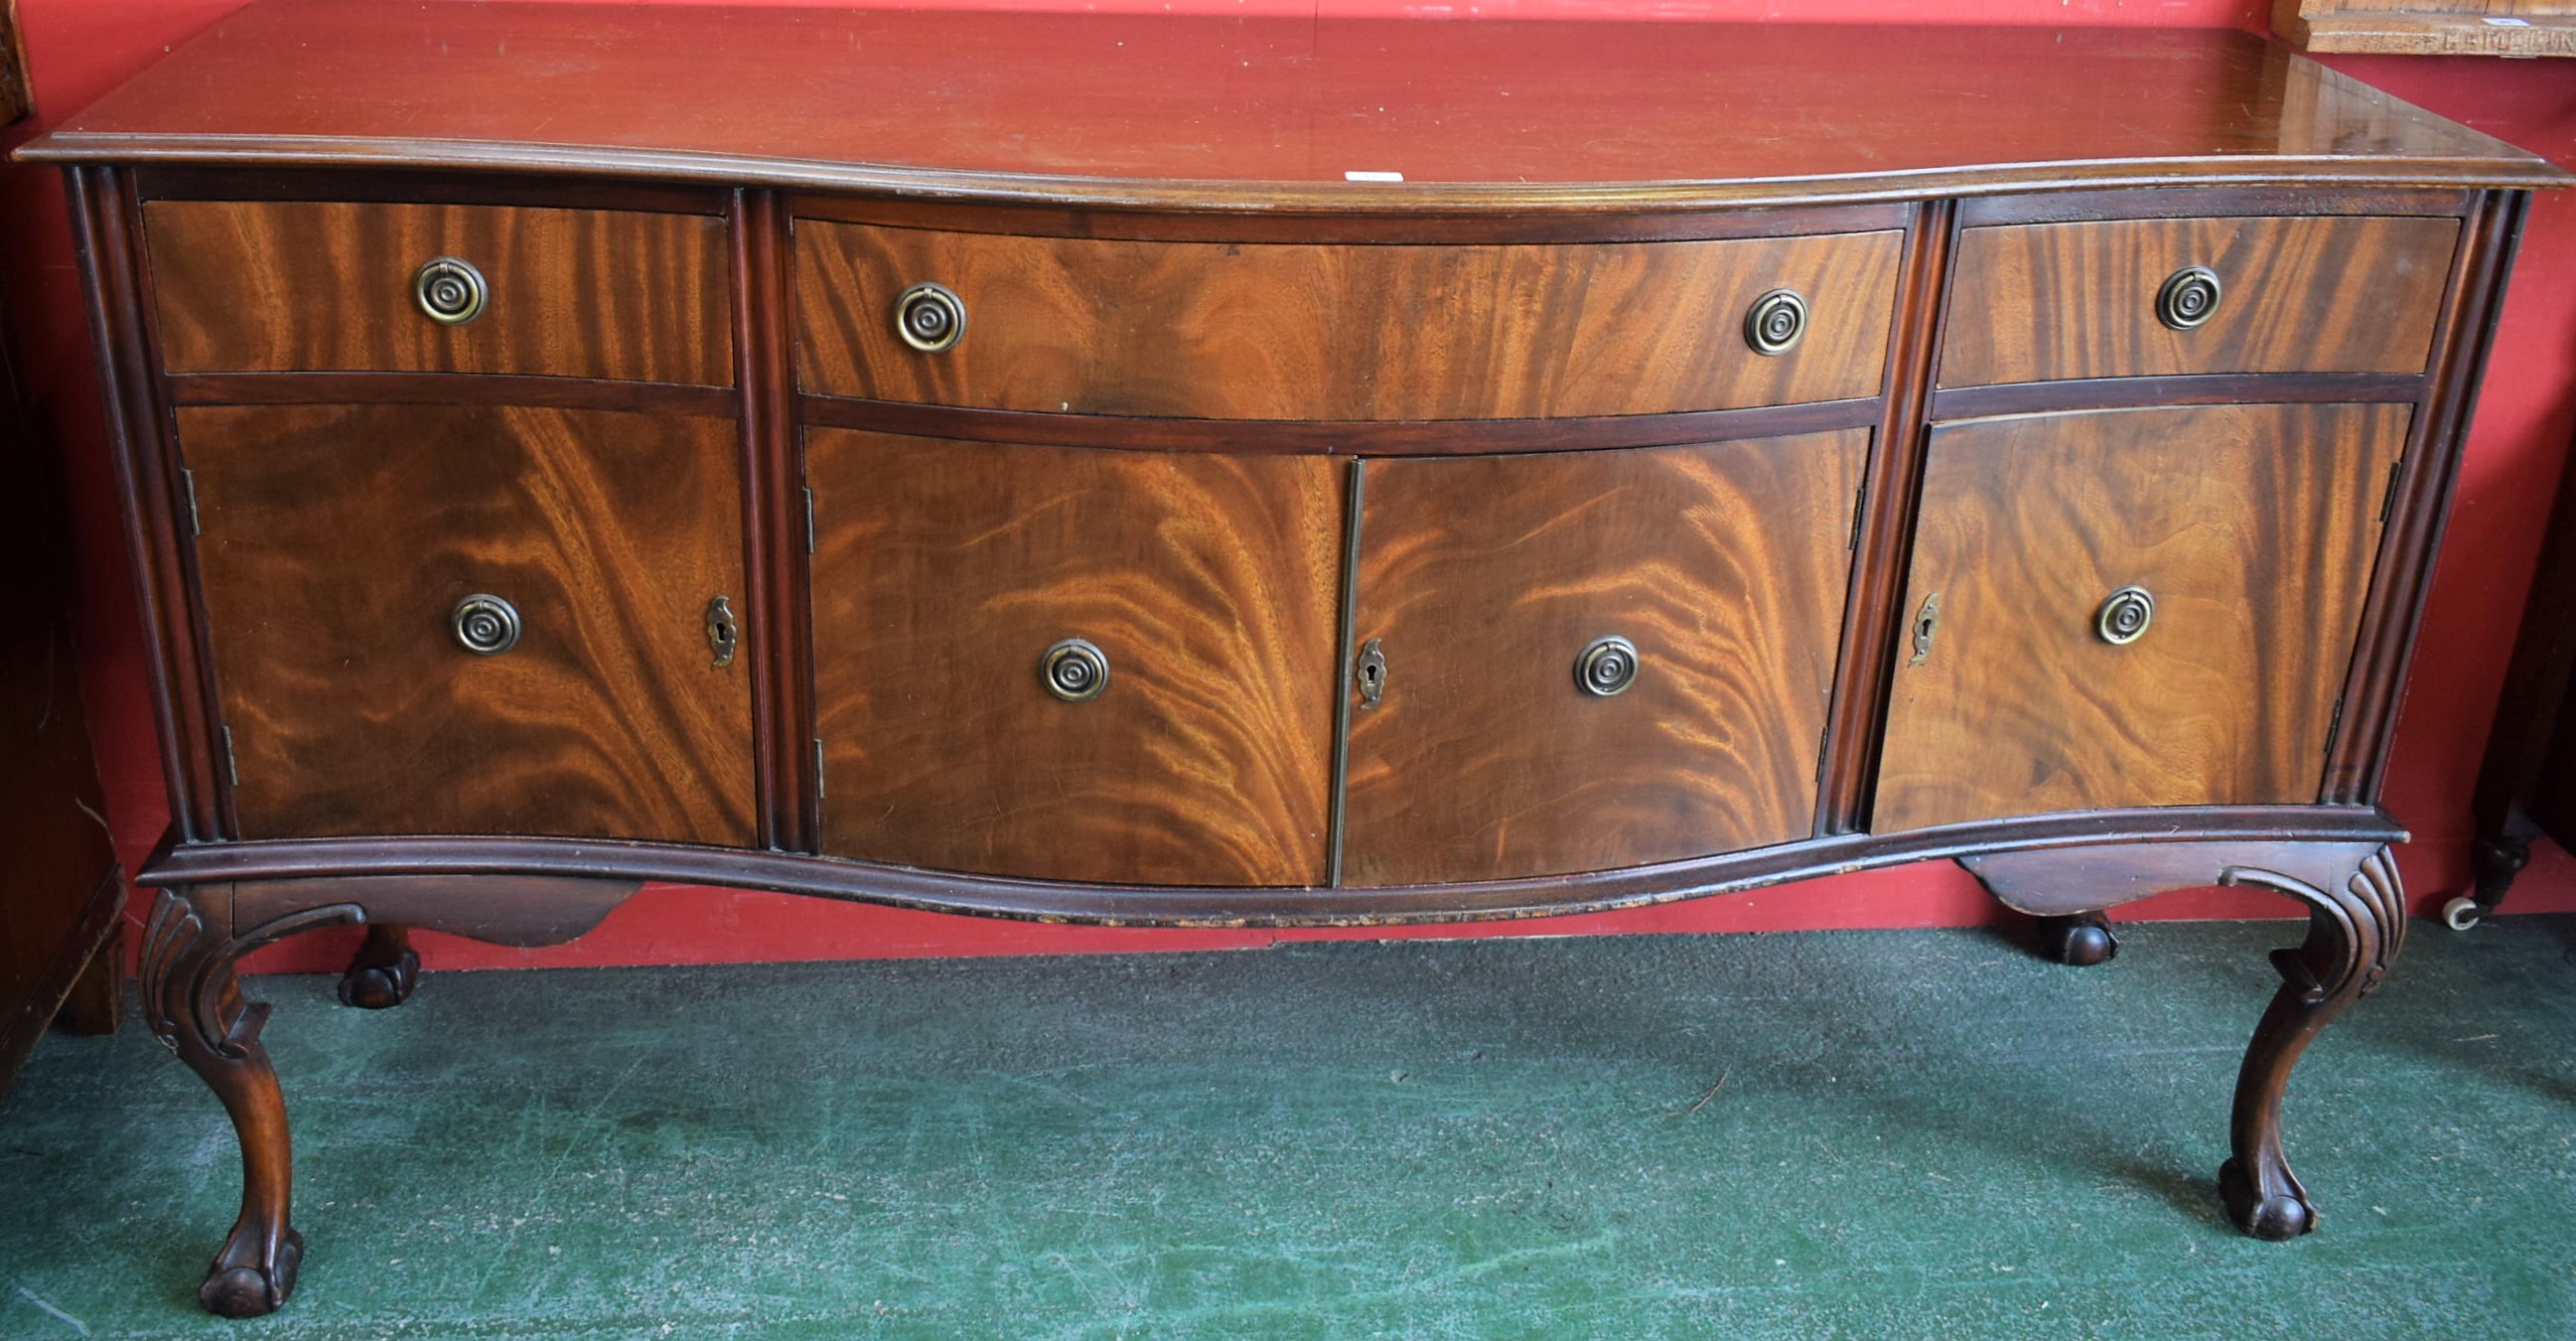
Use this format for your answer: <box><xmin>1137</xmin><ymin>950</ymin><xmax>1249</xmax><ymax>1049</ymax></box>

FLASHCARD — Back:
<box><xmin>146</xmin><ymin>200</ymin><xmax>734</xmax><ymax>383</ymax></box>
<box><xmin>796</xmin><ymin>224</ymin><xmax>1905</xmax><ymax>419</ymax></box>
<box><xmin>1939</xmin><ymin>213</ymin><xmax>2458</xmax><ymax>386</ymax></box>
<box><xmin>182</xmin><ymin>403</ymin><xmax>757</xmax><ymax>844</ymax></box>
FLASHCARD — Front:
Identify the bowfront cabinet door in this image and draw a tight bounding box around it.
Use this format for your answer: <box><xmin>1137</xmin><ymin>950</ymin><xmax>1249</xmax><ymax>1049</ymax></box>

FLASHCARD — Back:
<box><xmin>1340</xmin><ymin>431</ymin><xmax>1868</xmax><ymax>886</ymax></box>
<box><xmin>806</xmin><ymin>430</ymin><xmax>1343</xmax><ymax>887</ymax></box>
<box><xmin>182</xmin><ymin>403</ymin><xmax>757</xmax><ymax>843</ymax></box>
<box><xmin>1873</xmin><ymin>402</ymin><xmax>2410</xmax><ymax>831</ymax></box>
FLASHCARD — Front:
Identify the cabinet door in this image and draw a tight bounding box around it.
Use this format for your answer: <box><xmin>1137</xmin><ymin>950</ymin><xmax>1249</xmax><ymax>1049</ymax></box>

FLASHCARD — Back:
<box><xmin>1873</xmin><ymin>402</ymin><xmax>2408</xmax><ymax>831</ymax></box>
<box><xmin>807</xmin><ymin>430</ymin><xmax>1342</xmax><ymax>887</ymax></box>
<box><xmin>1341</xmin><ymin>431</ymin><xmax>1868</xmax><ymax>886</ymax></box>
<box><xmin>183</xmin><ymin>404</ymin><xmax>756</xmax><ymax>843</ymax></box>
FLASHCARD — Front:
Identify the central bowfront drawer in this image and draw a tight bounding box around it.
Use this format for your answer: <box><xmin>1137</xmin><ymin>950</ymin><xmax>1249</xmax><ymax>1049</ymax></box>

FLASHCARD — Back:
<box><xmin>145</xmin><ymin>200</ymin><xmax>734</xmax><ymax>384</ymax></box>
<box><xmin>795</xmin><ymin>223</ymin><xmax>1905</xmax><ymax>419</ymax></box>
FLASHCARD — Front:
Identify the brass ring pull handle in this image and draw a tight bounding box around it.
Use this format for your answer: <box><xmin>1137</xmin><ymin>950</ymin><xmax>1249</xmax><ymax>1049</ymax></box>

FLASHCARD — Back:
<box><xmin>1743</xmin><ymin>288</ymin><xmax>1808</xmax><ymax>356</ymax></box>
<box><xmin>413</xmin><ymin>256</ymin><xmax>489</xmax><ymax>326</ymax></box>
<box><xmin>1041</xmin><ymin>638</ymin><xmax>1109</xmax><ymax>702</ymax></box>
<box><xmin>451</xmin><ymin>594</ymin><xmax>521</xmax><ymax>656</ymax></box>
<box><xmin>2156</xmin><ymin>265</ymin><xmax>2221</xmax><ymax>332</ymax></box>
<box><xmin>2096</xmin><ymin>585</ymin><xmax>2155</xmax><ymax>646</ymax></box>
<box><xmin>895</xmin><ymin>281</ymin><xmax>968</xmax><ymax>353</ymax></box>
<box><xmin>1575</xmin><ymin>635</ymin><xmax>1641</xmax><ymax>697</ymax></box>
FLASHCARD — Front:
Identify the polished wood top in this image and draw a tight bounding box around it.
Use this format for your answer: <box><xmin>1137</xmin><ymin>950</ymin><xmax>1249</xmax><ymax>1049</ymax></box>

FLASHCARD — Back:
<box><xmin>22</xmin><ymin>1</ymin><xmax>2565</xmax><ymax>210</ymax></box>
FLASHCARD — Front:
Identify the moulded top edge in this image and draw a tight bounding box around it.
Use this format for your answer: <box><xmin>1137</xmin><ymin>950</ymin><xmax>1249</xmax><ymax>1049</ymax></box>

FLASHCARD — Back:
<box><xmin>17</xmin><ymin>134</ymin><xmax>2570</xmax><ymax>214</ymax></box>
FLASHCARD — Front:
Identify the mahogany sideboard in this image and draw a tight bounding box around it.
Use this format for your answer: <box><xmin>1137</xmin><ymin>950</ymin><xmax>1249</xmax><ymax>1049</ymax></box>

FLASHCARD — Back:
<box><xmin>23</xmin><ymin>0</ymin><xmax>2568</xmax><ymax>1316</ymax></box>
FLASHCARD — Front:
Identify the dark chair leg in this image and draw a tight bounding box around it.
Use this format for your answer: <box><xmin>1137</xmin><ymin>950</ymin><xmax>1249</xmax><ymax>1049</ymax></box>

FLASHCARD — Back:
<box><xmin>140</xmin><ymin>887</ymin><xmax>363</xmax><ymax>1316</ymax></box>
<box><xmin>2216</xmin><ymin>845</ymin><xmax>2404</xmax><ymax>1241</ymax></box>
<box><xmin>2033</xmin><ymin>912</ymin><xmax>2119</xmax><ymax>966</ymax></box>
<box><xmin>2442</xmin><ymin>829</ymin><xmax>2530</xmax><ymax>931</ymax></box>
<box><xmin>337</xmin><ymin>923</ymin><xmax>420</xmax><ymax>1009</ymax></box>
<box><xmin>57</xmin><ymin>912</ymin><xmax>126</xmax><ymax>1036</ymax></box>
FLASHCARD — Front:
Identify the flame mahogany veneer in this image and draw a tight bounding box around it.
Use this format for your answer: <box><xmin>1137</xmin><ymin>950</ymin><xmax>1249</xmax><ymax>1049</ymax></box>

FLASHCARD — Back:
<box><xmin>22</xmin><ymin>0</ymin><xmax>2569</xmax><ymax>1316</ymax></box>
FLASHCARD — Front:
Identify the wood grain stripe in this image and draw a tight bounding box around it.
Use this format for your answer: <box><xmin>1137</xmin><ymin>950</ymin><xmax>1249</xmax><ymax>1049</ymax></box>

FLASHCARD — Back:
<box><xmin>794</xmin><ymin>393</ymin><xmax>1883</xmax><ymax>456</ymax></box>
<box><xmin>165</xmin><ymin>372</ymin><xmax>737</xmax><ymax>416</ymax></box>
<box><xmin>2327</xmin><ymin>190</ymin><xmax>2532</xmax><ymax>802</ymax></box>
<box><xmin>73</xmin><ymin>166</ymin><xmax>231</xmax><ymax>841</ymax></box>
<box><xmin>1817</xmin><ymin>199</ymin><xmax>1954</xmax><ymax>836</ymax></box>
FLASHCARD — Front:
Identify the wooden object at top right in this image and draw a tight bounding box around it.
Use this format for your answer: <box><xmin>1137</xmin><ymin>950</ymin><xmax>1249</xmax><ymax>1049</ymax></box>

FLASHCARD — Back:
<box><xmin>2275</xmin><ymin>1</ymin><xmax>2576</xmax><ymax>55</ymax></box>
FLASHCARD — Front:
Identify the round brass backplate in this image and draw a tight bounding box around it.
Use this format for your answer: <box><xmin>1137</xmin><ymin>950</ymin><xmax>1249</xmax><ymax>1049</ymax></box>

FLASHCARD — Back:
<box><xmin>895</xmin><ymin>281</ymin><xmax>968</xmax><ymax>353</ymax></box>
<box><xmin>2095</xmin><ymin>585</ymin><xmax>2155</xmax><ymax>646</ymax></box>
<box><xmin>2155</xmin><ymin>265</ymin><xmax>2221</xmax><ymax>332</ymax></box>
<box><xmin>413</xmin><ymin>256</ymin><xmax>489</xmax><ymax>326</ymax></box>
<box><xmin>1743</xmin><ymin>288</ymin><xmax>1808</xmax><ymax>357</ymax></box>
<box><xmin>1575</xmin><ymin>635</ymin><xmax>1641</xmax><ymax>697</ymax></box>
<box><xmin>451</xmin><ymin>594</ymin><xmax>522</xmax><ymax>656</ymax></box>
<box><xmin>1042</xmin><ymin>638</ymin><xmax>1109</xmax><ymax>702</ymax></box>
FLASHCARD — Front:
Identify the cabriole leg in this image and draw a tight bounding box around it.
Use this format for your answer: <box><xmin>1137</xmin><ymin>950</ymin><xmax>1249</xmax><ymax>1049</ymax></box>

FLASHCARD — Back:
<box><xmin>140</xmin><ymin>886</ymin><xmax>362</xmax><ymax>1316</ymax></box>
<box><xmin>2217</xmin><ymin>845</ymin><xmax>2405</xmax><ymax>1241</ymax></box>
<box><xmin>1962</xmin><ymin>835</ymin><xmax>2404</xmax><ymax>1238</ymax></box>
<box><xmin>338</xmin><ymin>923</ymin><xmax>420</xmax><ymax>1009</ymax></box>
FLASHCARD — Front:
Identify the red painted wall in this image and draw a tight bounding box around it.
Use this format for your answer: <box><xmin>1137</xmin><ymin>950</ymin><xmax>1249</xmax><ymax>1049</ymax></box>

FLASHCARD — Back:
<box><xmin>3</xmin><ymin>1</ymin><xmax>2569</xmax><ymax>977</ymax></box>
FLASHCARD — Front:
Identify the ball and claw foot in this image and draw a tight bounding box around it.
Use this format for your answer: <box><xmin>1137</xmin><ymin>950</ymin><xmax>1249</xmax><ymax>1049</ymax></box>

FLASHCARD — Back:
<box><xmin>201</xmin><ymin>1227</ymin><xmax>304</xmax><ymax>1318</ymax></box>
<box><xmin>337</xmin><ymin>924</ymin><xmax>419</xmax><ymax>1009</ymax></box>
<box><xmin>2036</xmin><ymin>912</ymin><xmax>2119</xmax><ymax>967</ymax></box>
<box><xmin>2219</xmin><ymin>1156</ymin><xmax>2314</xmax><ymax>1242</ymax></box>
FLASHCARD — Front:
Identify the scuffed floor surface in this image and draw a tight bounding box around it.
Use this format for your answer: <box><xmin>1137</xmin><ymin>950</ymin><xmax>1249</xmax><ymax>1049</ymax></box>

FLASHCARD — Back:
<box><xmin>3</xmin><ymin>917</ymin><xmax>2573</xmax><ymax>1338</ymax></box>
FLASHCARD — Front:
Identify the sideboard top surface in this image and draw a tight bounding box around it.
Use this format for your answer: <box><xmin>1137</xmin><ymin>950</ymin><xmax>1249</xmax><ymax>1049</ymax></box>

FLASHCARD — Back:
<box><xmin>21</xmin><ymin>0</ymin><xmax>2566</xmax><ymax>209</ymax></box>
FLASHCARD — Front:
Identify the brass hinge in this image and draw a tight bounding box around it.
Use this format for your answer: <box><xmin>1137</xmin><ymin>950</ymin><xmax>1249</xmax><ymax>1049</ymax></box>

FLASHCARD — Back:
<box><xmin>181</xmin><ymin>468</ymin><xmax>202</xmax><ymax>536</ymax></box>
<box><xmin>219</xmin><ymin>725</ymin><xmax>239</xmax><ymax>786</ymax></box>
<box><xmin>2379</xmin><ymin>459</ymin><xmax>2404</xmax><ymax>523</ymax></box>
<box><xmin>812</xmin><ymin>737</ymin><xmax>827</xmax><ymax>801</ymax></box>
<box><xmin>803</xmin><ymin>487</ymin><xmax>817</xmax><ymax>554</ymax></box>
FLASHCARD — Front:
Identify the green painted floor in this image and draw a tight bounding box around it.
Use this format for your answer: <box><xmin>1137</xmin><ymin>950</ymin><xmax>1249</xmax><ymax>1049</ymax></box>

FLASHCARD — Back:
<box><xmin>4</xmin><ymin>917</ymin><xmax>2573</xmax><ymax>1338</ymax></box>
